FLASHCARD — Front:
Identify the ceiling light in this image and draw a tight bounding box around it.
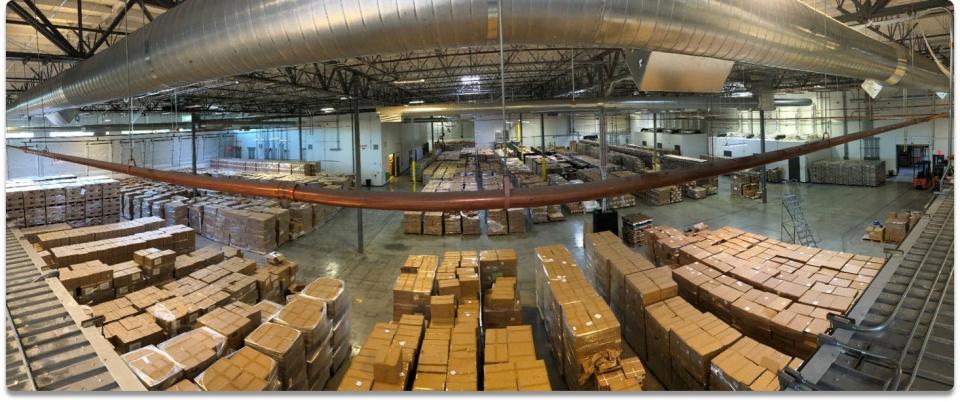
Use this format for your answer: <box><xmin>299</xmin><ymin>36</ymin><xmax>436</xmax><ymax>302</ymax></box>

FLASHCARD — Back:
<box><xmin>322</xmin><ymin>107</ymin><xmax>336</xmax><ymax>113</ymax></box>
<box><xmin>460</xmin><ymin>75</ymin><xmax>480</xmax><ymax>84</ymax></box>
<box><xmin>104</xmin><ymin>119</ymin><xmax>112</xmax><ymax>122</ymax></box>
<box><xmin>394</xmin><ymin>79</ymin><xmax>426</xmax><ymax>85</ymax></box>
<box><xmin>339</xmin><ymin>96</ymin><xmax>349</xmax><ymax>100</ymax></box>
<box><xmin>6</xmin><ymin>131</ymin><xmax>34</xmax><ymax>138</ymax></box>
<box><xmin>50</xmin><ymin>131</ymin><xmax>88</xmax><ymax>137</ymax></box>
<box><xmin>408</xmin><ymin>100</ymin><xmax>425</xmax><ymax>105</ymax></box>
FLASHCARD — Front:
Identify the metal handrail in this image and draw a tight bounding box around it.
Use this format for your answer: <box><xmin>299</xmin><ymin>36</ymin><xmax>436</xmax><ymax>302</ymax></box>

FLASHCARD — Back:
<box><xmin>901</xmin><ymin>267</ymin><xmax>955</xmax><ymax>390</ymax></box>
<box><xmin>829</xmin><ymin>207</ymin><xmax>954</xmax><ymax>332</ymax></box>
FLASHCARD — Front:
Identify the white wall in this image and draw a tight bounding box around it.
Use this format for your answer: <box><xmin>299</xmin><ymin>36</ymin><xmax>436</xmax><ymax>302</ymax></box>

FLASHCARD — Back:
<box><xmin>6</xmin><ymin>132</ymin><xmax>226</xmax><ymax>180</ymax></box>
<box><xmin>230</xmin><ymin>112</ymin><xmax>386</xmax><ymax>186</ymax></box>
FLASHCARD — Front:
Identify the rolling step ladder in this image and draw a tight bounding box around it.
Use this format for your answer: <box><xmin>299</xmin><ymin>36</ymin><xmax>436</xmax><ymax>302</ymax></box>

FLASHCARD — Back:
<box><xmin>5</xmin><ymin>228</ymin><xmax>121</xmax><ymax>391</ymax></box>
<box><xmin>781</xmin><ymin>182</ymin><xmax>818</xmax><ymax>247</ymax></box>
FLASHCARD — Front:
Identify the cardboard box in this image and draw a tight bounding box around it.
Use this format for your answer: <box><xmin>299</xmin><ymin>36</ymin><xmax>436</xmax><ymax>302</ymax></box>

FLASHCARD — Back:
<box><xmin>196</xmin><ymin>347</ymin><xmax>279</xmax><ymax>391</ymax></box>
<box><xmin>158</xmin><ymin>327</ymin><xmax>226</xmax><ymax>378</ymax></box>
<box><xmin>122</xmin><ymin>345</ymin><xmax>183</xmax><ymax>390</ymax></box>
<box><xmin>245</xmin><ymin>322</ymin><xmax>308</xmax><ymax>390</ymax></box>
<box><xmin>273</xmin><ymin>296</ymin><xmax>330</xmax><ymax>355</ymax></box>
<box><xmin>300</xmin><ymin>277</ymin><xmax>351</xmax><ymax>322</ymax></box>
<box><xmin>165</xmin><ymin>379</ymin><xmax>201</xmax><ymax>391</ymax></box>
<box><xmin>197</xmin><ymin>307</ymin><xmax>257</xmax><ymax>351</ymax></box>
<box><xmin>102</xmin><ymin>313</ymin><xmax>164</xmax><ymax>354</ymax></box>
<box><xmin>147</xmin><ymin>296</ymin><xmax>202</xmax><ymax>337</ymax></box>
<box><xmin>373</xmin><ymin>344</ymin><xmax>403</xmax><ymax>384</ymax></box>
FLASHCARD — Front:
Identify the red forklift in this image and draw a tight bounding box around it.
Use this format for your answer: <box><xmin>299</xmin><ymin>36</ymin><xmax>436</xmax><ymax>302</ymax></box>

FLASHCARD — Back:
<box><xmin>913</xmin><ymin>160</ymin><xmax>935</xmax><ymax>190</ymax></box>
<box><xmin>914</xmin><ymin>154</ymin><xmax>947</xmax><ymax>190</ymax></box>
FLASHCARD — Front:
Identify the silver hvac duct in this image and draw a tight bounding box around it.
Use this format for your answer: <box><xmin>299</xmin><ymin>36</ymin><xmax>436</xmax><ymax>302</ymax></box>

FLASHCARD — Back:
<box><xmin>377</xmin><ymin>96</ymin><xmax>813</xmax><ymax>122</ymax></box>
<box><xmin>7</xmin><ymin>0</ymin><xmax>948</xmax><ymax>117</ymax></box>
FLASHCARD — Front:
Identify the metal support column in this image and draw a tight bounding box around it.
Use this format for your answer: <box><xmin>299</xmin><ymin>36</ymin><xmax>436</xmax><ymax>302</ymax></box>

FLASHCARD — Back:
<box><xmin>652</xmin><ymin>113</ymin><xmax>658</xmax><ymax>149</ymax></box>
<box><xmin>540</xmin><ymin>113</ymin><xmax>546</xmax><ymax>152</ymax></box>
<box><xmin>518</xmin><ymin>113</ymin><xmax>523</xmax><ymax>144</ymax></box>
<box><xmin>430</xmin><ymin>119</ymin><xmax>435</xmax><ymax>152</ymax></box>
<box><xmin>352</xmin><ymin>94</ymin><xmax>364</xmax><ymax>253</ymax></box>
<box><xmin>760</xmin><ymin>110</ymin><xmax>768</xmax><ymax>204</ymax></box>
<box><xmin>191</xmin><ymin>112</ymin><xmax>199</xmax><ymax>196</ymax></box>
<box><xmin>842</xmin><ymin>91</ymin><xmax>849</xmax><ymax>160</ymax></box>
<box><xmin>599</xmin><ymin>108</ymin><xmax>609</xmax><ymax>211</ymax></box>
<box><xmin>298</xmin><ymin>108</ymin><xmax>304</xmax><ymax>161</ymax></box>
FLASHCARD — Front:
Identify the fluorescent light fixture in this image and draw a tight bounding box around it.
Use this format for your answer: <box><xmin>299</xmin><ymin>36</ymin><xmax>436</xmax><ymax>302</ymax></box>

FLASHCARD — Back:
<box><xmin>321</xmin><ymin>107</ymin><xmax>336</xmax><ymax>113</ymax></box>
<box><xmin>408</xmin><ymin>100</ymin><xmax>425</xmax><ymax>105</ymax></box>
<box><xmin>730</xmin><ymin>91</ymin><xmax>753</xmax><ymax>98</ymax></box>
<box><xmin>104</xmin><ymin>119</ymin><xmax>112</xmax><ymax>122</ymax></box>
<box><xmin>393</xmin><ymin>79</ymin><xmax>426</xmax><ymax>85</ymax></box>
<box><xmin>6</xmin><ymin>131</ymin><xmax>34</xmax><ymax>138</ymax></box>
<box><xmin>460</xmin><ymin>75</ymin><xmax>480</xmax><ymax>84</ymax></box>
<box><xmin>339</xmin><ymin>96</ymin><xmax>349</xmax><ymax>100</ymax></box>
<box><xmin>120</xmin><ymin>129</ymin><xmax>171</xmax><ymax>134</ymax></box>
<box><xmin>50</xmin><ymin>131</ymin><xmax>88</xmax><ymax>137</ymax></box>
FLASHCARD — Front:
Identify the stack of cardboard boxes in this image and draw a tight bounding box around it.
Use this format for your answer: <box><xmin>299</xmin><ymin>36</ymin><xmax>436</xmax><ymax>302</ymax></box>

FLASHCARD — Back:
<box><xmin>300</xmin><ymin>277</ymin><xmax>354</xmax><ymax>386</ymax></box>
<box><xmin>45</xmin><ymin>225</ymin><xmax>196</xmax><ymax>267</ymax></box>
<box><xmin>483</xmin><ymin>325</ymin><xmax>551</xmax><ymax>391</ymax></box>
<box><xmin>595</xmin><ymin>357</ymin><xmax>646</xmax><ymax>391</ymax></box>
<box><xmin>486</xmin><ymin>209</ymin><xmax>509</xmax><ymax>236</ymax></box>
<box><xmin>338</xmin><ymin>314</ymin><xmax>425</xmax><ymax>391</ymax></box>
<box><xmin>5</xmin><ymin>175</ymin><xmax>122</xmax><ymax>228</ymax></box>
<box><xmin>709</xmin><ymin>337</ymin><xmax>803</xmax><ymax>391</ymax></box>
<box><xmin>482</xmin><ymin>277</ymin><xmax>521</xmax><ymax>328</ymax></box>
<box><xmin>534</xmin><ymin>245</ymin><xmax>622</xmax><ymax>390</ymax></box>
<box><xmin>59</xmin><ymin>260</ymin><xmax>114</xmax><ymax>304</ymax></box>
<box><xmin>403</xmin><ymin>212</ymin><xmax>423</xmax><ymax>234</ymax></box>
<box><xmin>394</xmin><ymin>255</ymin><xmax>439</xmax><ymax>319</ymax></box>
<box><xmin>195</xmin><ymin>346</ymin><xmax>280</xmax><ymax>391</ymax></box>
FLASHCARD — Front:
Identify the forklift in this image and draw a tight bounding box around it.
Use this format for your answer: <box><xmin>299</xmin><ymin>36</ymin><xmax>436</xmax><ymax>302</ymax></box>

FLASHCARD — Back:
<box><xmin>913</xmin><ymin>160</ymin><xmax>935</xmax><ymax>190</ymax></box>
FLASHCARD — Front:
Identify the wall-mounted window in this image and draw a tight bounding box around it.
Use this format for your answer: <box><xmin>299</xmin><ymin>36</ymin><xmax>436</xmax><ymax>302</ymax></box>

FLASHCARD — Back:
<box><xmin>863</xmin><ymin>138</ymin><xmax>880</xmax><ymax>160</ymax></box>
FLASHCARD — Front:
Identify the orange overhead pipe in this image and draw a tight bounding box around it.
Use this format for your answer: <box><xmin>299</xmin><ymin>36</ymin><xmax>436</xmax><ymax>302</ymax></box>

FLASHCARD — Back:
<box><xmin>8</xmin><ymin>112</ymin><xmax>946</xmax><ymax>211</ymax></box>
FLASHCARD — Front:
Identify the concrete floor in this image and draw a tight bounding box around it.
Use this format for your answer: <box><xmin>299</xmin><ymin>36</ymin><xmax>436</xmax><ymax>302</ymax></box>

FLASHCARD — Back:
<box><xmin>215</xmin><ymin>175</ymin><xmax>936</xmax><ymax>390</ymax></box>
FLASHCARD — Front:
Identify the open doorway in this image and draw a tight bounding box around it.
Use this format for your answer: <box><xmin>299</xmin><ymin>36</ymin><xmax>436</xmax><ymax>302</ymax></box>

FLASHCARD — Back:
<box><xmin>387</xmin><ymin>153</ymin><xmax>399</xmax><ymax>182</ymax></box>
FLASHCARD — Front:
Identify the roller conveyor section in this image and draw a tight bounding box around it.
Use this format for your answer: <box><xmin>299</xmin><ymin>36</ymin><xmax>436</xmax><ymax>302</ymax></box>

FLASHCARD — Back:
<box><xmin>784</xmin><ymin>194</ymin><xmax>954</xmax><ymax>391</ymax></box>
<box><xmin>4</xmin><ymin>228</ymin><xmax>121</xmax><ymax>391</ymax></box>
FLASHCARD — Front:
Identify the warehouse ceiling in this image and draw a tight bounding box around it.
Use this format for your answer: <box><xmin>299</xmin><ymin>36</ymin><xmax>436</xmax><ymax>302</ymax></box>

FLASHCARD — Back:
<box><xmin>4</xmin><ymin>0</ymin><xmax>954</xmax><ymax>116</ymax></box>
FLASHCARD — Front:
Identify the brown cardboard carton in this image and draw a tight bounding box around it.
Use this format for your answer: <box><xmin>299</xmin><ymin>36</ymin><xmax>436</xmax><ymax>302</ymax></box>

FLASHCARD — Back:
<box><xmin>273</xmin><ymin>296</ymin><xmax>330</xmax><ymax>354</ymax></box>
<box><xmin>245</xmin><ymin>322</ymin><xmax>307</xmax><ymax>390</ymax></box>
<box><xmin>300</xmin><ymin>277</ymin><xmax>350</xmax><ymax>321</ymax></box>
<box><xmin>197</xmin><ymin>307</ymin><xmax>257</xmax><ymax>351</ymax></box>
<box><xmin>373</xmin><ymin>344</ymin><xmax>403</xmax><ymax>384</ymax></box>
<box><xmin>196</xmin><ymin>347</ymin><xmax>279</xmax><ymax>391</ymax></box>
<box><xmin>515</xmin><ymin>359</ymin><xmax>551</xmax><ymax>391</ymax></box>
<box><xmin>158</xmin><ymin>327</ymin><xmax>226</xmax><ymax>378</ymax></box>
<box><xmin>483</xmin><ymin>362</ymin><xmax>517</xmax><ymax>391</ymax></box>
<box><xmin>122</xmin><ymin>345</ymin><xmax>183</xmax><ymax>390</ymax></box>
<box><xmin>102</xmin><ymin>313</ymin><xmax>164</xmax><ymax>354</ymax></box>
<box><xmin>165</xmin><ymin>379</ymin><xmax>201</xmax><ymax>391</ymax></box>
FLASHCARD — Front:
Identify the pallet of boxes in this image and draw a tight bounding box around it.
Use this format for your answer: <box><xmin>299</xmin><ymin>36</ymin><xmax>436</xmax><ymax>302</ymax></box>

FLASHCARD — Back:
<box><xmin>603</xmin><ymin>225</ymin><xmax>884</xmax><ymax>390</ymax></box>
<box><xmin>534</xmin><ymin>245</ymin><xmax>645</xmax><ymax>391</ymax></box>
<box><xmin>59</xmin><ymin>232</ymin><xmax>352</xmax><ymax>392</ymax></box>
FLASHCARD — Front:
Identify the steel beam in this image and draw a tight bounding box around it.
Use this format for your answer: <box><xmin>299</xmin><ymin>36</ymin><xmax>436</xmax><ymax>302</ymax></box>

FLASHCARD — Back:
<box><xmin>8</xmin><ymin>2</ymin><xmax>78</xmax><ymax>57</ymax></box>
<box><xmin>88</xmin><ymin>0</ymin><xmax>138</xmax><ymax>56</ymax></box>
